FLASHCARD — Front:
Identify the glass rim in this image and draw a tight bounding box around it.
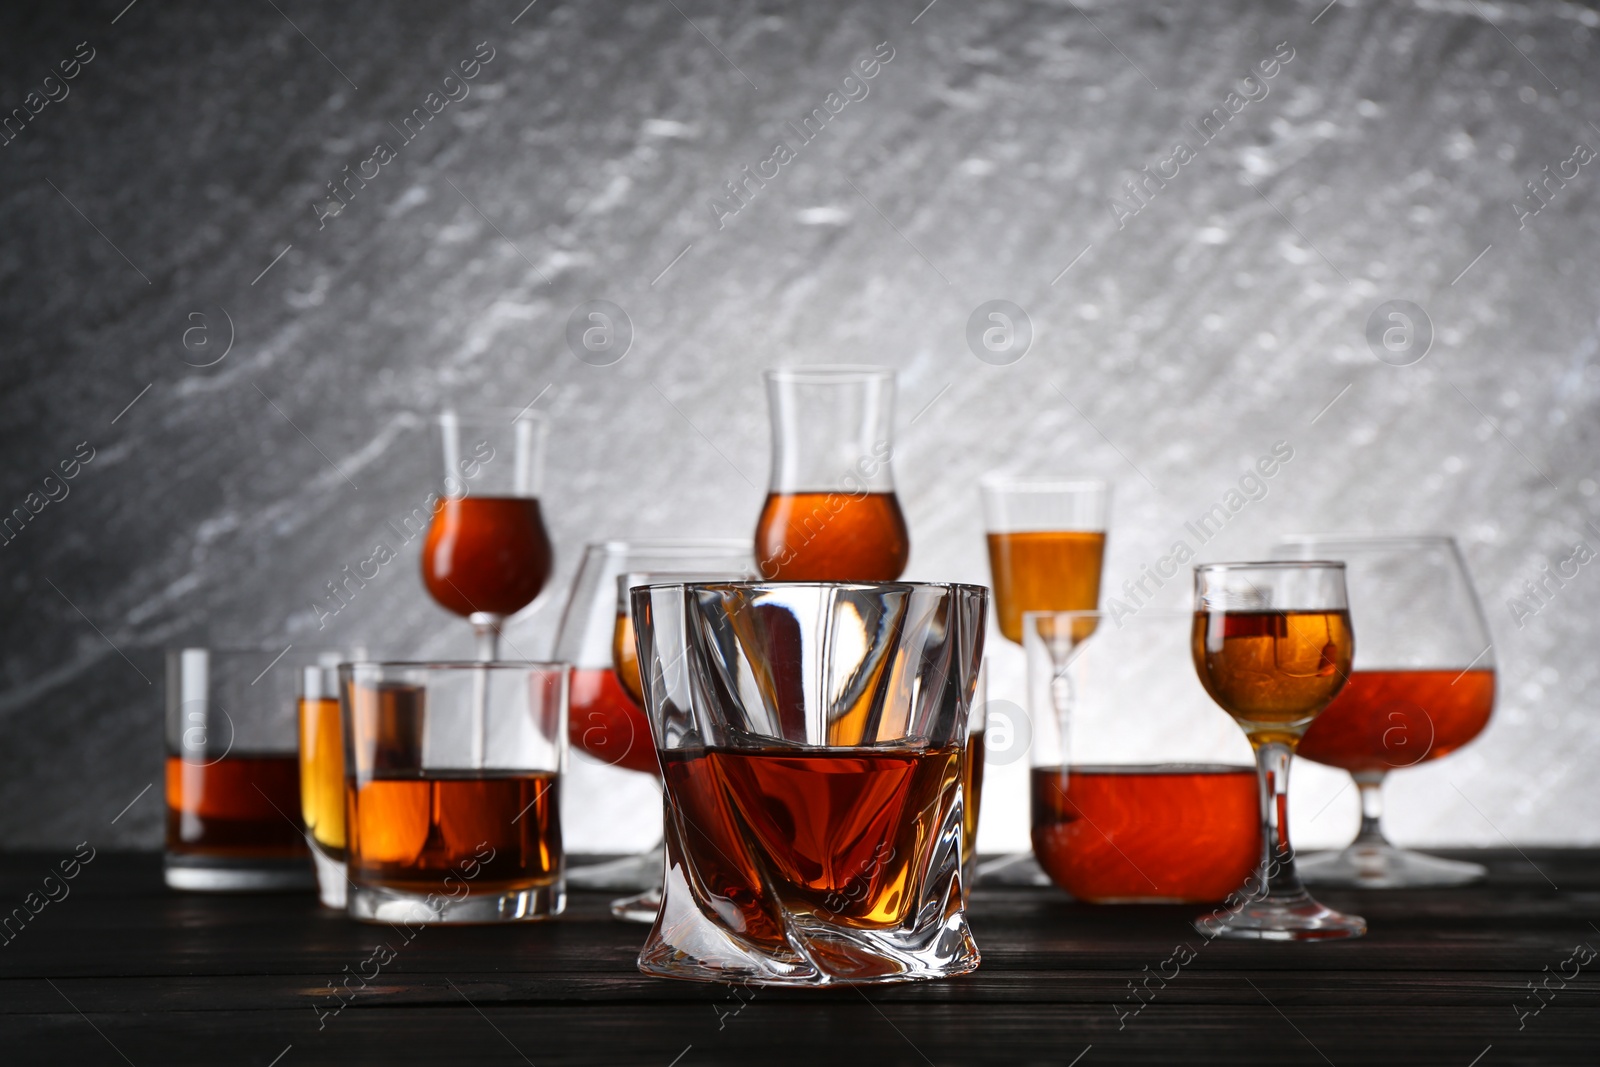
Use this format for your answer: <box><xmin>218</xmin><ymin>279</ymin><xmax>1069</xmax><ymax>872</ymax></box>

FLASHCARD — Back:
<box><xmin>1278</xmin><ymin>532</ymin><xmax>1458</xmax><ymax>547</ymax></box>
<box><xmin>587</xmin><ymin>537</ymin><xmax>752</xmax><ymax>553</ymax></box>
<box><xmin>979</xmin><ymin>474</ymin><xmax>1109</xmax><ymax>494</ymax></box>
<box><xmin>339</xmin><ymin>660</ymin><xmax>571</xmax><ymax>672</ymax></box>
<box><xmin>166</xmin><ymin>645</ymin><xmax>348</xmax><ymax>657</ymax></box>
<box><xmin>635</xmin><ymin>579</ymin><xmax>990</xmax><ymax>596</ymax></box>
<box><xmin>763</xmin><ymin>364</ymin><xmax>896</xmax><ymax>384</ymax></box>
<box><xmin>436</xmin><ymin>407</ymin><xmax>551</xmax><ymax>426</ymax></box>
<box><xmin>1194</xmin><ymin>559</ymin><xmax>1346</xmax><ymax>572</ymax></box>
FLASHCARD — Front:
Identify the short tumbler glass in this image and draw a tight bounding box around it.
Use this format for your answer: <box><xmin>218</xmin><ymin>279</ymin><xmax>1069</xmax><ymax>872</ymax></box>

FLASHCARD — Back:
<box><xmin>341</xmin><ymin>662</ymin><xmax>568</xmax><ymax>923</ymax></box>
<box><xmin>632</xmin><ymin>580</ymin><xmax>986</xmax><ymax>986</ymax></box>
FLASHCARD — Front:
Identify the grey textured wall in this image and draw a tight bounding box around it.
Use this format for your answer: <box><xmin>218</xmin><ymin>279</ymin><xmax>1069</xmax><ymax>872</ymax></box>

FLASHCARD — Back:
<box><xmin>2</xmin><ymin>0</ymin><xmax>1597</xmax><ymax>854</ymax></box>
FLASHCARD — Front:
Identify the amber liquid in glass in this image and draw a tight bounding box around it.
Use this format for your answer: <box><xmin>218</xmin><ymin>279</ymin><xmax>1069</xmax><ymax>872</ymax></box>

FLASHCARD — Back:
<box><xmin>1031</xmin><ymin>764</ymin><xmax>1261</xmax><ymax>902</ymax></box>
<box><xmin>1297</xmin><ymin>668</ymin><xmax>1495</xmax><ymax>772</ymax></box>
<box><xmin>661</xmin><ymin>745</ymin><xmax>959</xmax><ymax>932</ymax></box>
<box><xmin>961</xmin><ymin>731</ymin><xmax>985</xmax><ymax>867</ymax></box>
<box><xmin>1191</xmin><ymin>610</ymin><xmax>1354</xmax><ymax>742</ymax></box>
<box><xmin>986</xmin><ymin>530</ymin><xmax>1106</xmax><ymax>644</ymax></box>
<box><xmin>755</xmin><ymin>491</ymin><xmax>910</xmax><ymax>581</ymax></box>
<box><xmin>165</xmin><ymin>753</ymin><xmax>306</xmax><ymax>858</ymax></box>
<box><xmin>298</xmin><ymin>696</ymin><xmax>344</xmax><ymax>858</ymax></box>
<box><xmin>421</xmin><ymin>496</ymin><xmax>553</xmax><ymax>617</ymax></box>
<box><xmin>569</xmin><ymin>667</ymin><xmax>657</xmax><ymax>776</ymax></box>
<box><xmin>346</xmin><ymin>770</ymin><xmax>562</xmax><ymax>894</ymax></box>
<box><xmin>611</xmin><ymin>611</ymin><xmax>644</xmax><ymax>707</ymax></box>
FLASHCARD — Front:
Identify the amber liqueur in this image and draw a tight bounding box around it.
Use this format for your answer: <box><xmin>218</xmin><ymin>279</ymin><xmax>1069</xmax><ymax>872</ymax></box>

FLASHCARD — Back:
<box><xmin>1297</xmin><ymin>668</ymin><xmax>1495</xmax><ymax>772</ymax></box>
<box><xmin>165</xmin><ymin>753</ymin><xmax>307</xmax><ymax>858</ymax></box>
<box><xmin>299</xmin><ymin>696</ymin><xmax>345</xmax><ymax>857</ymax></box>
<box><xmin>661</xmin><ymin>743</ymin><xmax>959</xmax><ymax>941</ymax></box>
<box><xmin>1031</xmin><ymin>764</ymin><xmax>1260</xmax><ymax>902</ymax></box>
<box><xmin>421</xmin><ymin>495</ymin><xmax>553</xmax><ymax>617</ymax></box>
<box><xmin>1191</xmin><ymin>609</ymin><xmax>1354</xmax><ymax>741</ymax></box>
<box><xmin>986</xmin><ymin>529</ymin><xmax>1106</xmax><ymax>644</ymax></box>
<box><xmin>346</xmin><ymin>770</ymin><xmax>562</xmax><ymax>894</ymax></box>
<box><xmin>755</xmin><ymin>491</ymin><xmax>909</xmax><ymax>581</ymax></box>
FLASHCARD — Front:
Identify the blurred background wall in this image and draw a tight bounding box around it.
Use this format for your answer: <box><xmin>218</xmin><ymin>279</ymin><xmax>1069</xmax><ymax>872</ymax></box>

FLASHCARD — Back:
<box><xmin>1</xmin><ymin>0</ymin><xmax>1596</xmax><ymax>855</ymax></box>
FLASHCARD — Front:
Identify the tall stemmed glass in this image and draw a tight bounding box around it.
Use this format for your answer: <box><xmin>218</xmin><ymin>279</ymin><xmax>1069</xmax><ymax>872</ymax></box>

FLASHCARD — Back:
<box><xmin>1191</xmin><ymin>561</ymin><xmax>1366</xmax><ymax>940</ymax></box>
<box><xmin>1274</xmin><ymin>535</ymin><xmax>1496</xmax><ymax>887</ymax></box>
<box><xmin>421</xmin><ymin>409</ymin><xmax>554</xmax><ymax>662</ymax></box>
<box><xmin>554</xmin><ymin>539</ymin><xmax>754</xmax><ymax>918</ymax></box>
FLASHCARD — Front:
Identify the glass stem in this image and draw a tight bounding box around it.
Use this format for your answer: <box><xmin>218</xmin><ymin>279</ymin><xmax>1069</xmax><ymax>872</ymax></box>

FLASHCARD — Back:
<box><xmin>1251</xmin><ymin>739</ymin><xmax>1307</xmax><ymax>903</ymax></box>
<box><xmin>468</xmin><ymin>614</ymin><xmax>502</xmax><ymax>767</ymax></box>
<box><xmin>1352</xmin><ymin>769</ymin><xmax>1390</xmax><ymax>847</ymax></box>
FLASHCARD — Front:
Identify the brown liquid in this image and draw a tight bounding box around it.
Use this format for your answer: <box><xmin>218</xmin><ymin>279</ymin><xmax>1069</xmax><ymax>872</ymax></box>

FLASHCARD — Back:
<box><xmin>661</xmin><ymin>745</ymin><xmax>958</xmax><ymax>932</ymax></box>
<box><xmin>569</xmin><ymin>667</ymin><xmax>658</xmax><ymax>776</ymax></box>
<box><xmin>1191</xmin><ymin>610</ymin><xmax>1354</xmax><ymax>744</ymax></box>
<box><xmin>611</xmin><ymin>611</ymin><xmax>644</xmax><ymax>707</ymax></box>
<box><xmin>962</xmin><ymin>730</ymin><xmax>985</xmax><ymax>867</ymax></box>
<box><xmin>986</xmin><ymin>530</ymin><xmax>1106</xmax><ymax>644</ymax></box>
<box><xmin>1031</xmin><ymin>764</ymin><xmax>1260</xmax><ymax>902</ymax></box>
<box><xmin>1297</xmin><ymin>668</ymin><xmax>1495</xmax><ymax>773</ymax></box>
<box><xmin>346</xmin><ymin>770</ymin><xmax>561</xmax><ymax>894</ymax></box>
<box><xmin>755</xmin><ymin>491</ymin><xmax>909</xmax><ymax>581</ymax></box>
<box><xmin>421</xmin><ymin>496</ymin><xmax>553</xmax><ymax>617</ymax></box>
<box><xmin>165</xmin><ymin>754</ymin><xmax>307</xmax><ymax>858</ymax></box>
<box><xmin>298</xmin><ymin>696</ymin><xmax>345</xmax><ymax>856</ymax></box>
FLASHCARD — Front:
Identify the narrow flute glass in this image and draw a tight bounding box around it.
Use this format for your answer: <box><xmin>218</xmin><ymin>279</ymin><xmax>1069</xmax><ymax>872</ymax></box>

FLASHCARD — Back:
<box><xmin>1190</xmin><ymin>562</ymin><xmax>1365</xmax><ymax>941</ymax></box>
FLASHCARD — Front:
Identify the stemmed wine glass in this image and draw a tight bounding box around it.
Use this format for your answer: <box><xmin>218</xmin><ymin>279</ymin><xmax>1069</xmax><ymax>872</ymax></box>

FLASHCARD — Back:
<box><xmin>421</xmin><ymin>409</ymin><xmax>554</xmax><ymax>661</ymax></box>
<box><xmin>1191</xmin><ymin>561</ymin><xmax>1366</xmax><ymax>940</ymax></box>
<box><xmin>1273</xmin><ymin>535</ymin><xmax>1496</xmax><ymax>887</ymax></box>
<box><xmin>553</xmin><ymin>539</ymin><xmax>754</xmax><ymax>921</ymax></box>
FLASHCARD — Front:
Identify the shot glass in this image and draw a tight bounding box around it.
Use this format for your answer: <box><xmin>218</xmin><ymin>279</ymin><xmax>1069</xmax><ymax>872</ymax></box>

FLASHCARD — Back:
<box><xmin>341</xmin><ymin>662</ymin><xmax>568</xmax><ymax>923</ymax></box>
<box><xmin>633</xmin><ymin>581</ymin><xmax>986</xmax><ymax>986</ymax></box>
<box><xmin>164</xmin><ymin>648</ymin><xmax>314</xmax><ymax>892</ymax></box>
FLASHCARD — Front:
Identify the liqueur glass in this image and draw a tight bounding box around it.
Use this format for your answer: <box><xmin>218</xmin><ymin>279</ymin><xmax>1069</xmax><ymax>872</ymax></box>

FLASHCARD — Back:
<box><xmin>341</xmin><ymin>661</ymin><xmax>567</xmax><ymax>923</ymax></box>
<box><xmin>1274</xmin><ymin>535</ymin><xmax>1496</xmax><ymax>887</ymax></box>
<box><xmin>420</xmin><ymin>409</ymin><xmax>553</xmax><ymax>662</ymax></box>
<box><xmin>299</xmin><ymin>655</ymin><xmax>350</xmax><ymax>908</ymax></box>
<box><xmin>633</xmin><ymin>581</ymin><xmax>986</xmax><ymax>986</ymax></box>
<box><xmin>1190</xmin><ymin>562</ymin><xmax>1366</xmax><ymax>941</ymax></box>
<box><xmin>982</xmin><ymin>476</ymin><xmax>1110</xmax><ymax>645</ymax></box>
<box><xmin>754</xmin><ymin>366</ymin><xmax>909</xmax><ymax>581</ymax></box>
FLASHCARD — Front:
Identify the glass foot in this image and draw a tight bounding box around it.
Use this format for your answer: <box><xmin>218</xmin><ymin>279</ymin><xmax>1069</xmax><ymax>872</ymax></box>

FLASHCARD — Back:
<box><xmin>1194</xmin><ymin>890</ymin><xmax>1366</xmax><ymax>942</ymax></box>
<box><xmin>611</xmin><ymin>885</ymin><xmax>662</xmax><ymax>924</ymax></box>
<box><xmin>1298</xmin><ymin>842</ymin><xmax>1486</xmax><ymax>888</ymax></box>
<box><xmin>567</xmin><ymin>847</ymin><xmax>661</xmax><ymax>892</ymax></box>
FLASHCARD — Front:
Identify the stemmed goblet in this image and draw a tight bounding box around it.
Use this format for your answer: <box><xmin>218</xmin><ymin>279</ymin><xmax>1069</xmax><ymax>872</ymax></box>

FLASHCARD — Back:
<box><xmin>1190</xmin><ymin>561</ymin><xmax>1366</xmax><ymax>940</ymax></box>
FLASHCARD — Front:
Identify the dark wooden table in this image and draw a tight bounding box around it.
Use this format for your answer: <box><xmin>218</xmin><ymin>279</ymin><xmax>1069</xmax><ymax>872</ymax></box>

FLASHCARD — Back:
<box><xmin>1</xmin><ymin>850</ymin><xmax>1596</xmax><ymax>1065</ymax></box>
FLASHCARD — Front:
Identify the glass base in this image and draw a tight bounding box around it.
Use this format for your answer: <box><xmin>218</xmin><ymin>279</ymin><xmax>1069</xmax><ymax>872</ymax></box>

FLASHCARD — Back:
<box><xmin>348</xmin><ymin>882</ymin><xmax>565</xmax><ymax>923</ymax></box>
<box><xmin>1298</xmin><ymin>842</ymin><xmax>1487</xmax><ymax>888</ymax></box>
<box><xmin>164</xmin><ymin>853</ymin><xmax>315</xmax><ymax>893</ymax></box>
<box><xmin>611</xmin><ymin>886</ymin><xmax>661</xmax><ymax>923</ymax></box>
<box><xmin>310</xmin><ymin>848</ymin><xmax>347</xmax><ymax>909</ymax></box>
<box><xmin>567</xmin><ymin>847</ymin><xmax>661</xmax><ymax>892</ymax></box>
<box><xmin>1194</xmin><ymin>890</ymin><xmax>1366</xmax><ymax>942</ymax></box>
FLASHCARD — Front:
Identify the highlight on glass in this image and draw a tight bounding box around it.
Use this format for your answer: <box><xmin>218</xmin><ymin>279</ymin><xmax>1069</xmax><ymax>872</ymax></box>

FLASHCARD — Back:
<box><xmin>340</xmin><ymin>661</ymin><xmax>568</xmax><ymax>923</ymax></box>
<box><xmin>632</xmin><ymin>580</ymin><xmax>986</xmax><ymax>986</ymax></box>
<box><xmin>1273</xmin><ymin>534</ymin><xmax>1496</xmax><ymax>887</ymax></box>
<box><xmin>1190</xmin><ymin>561</ymin><xmax>1366</xmax><ymax>941</ymax></box>
<box><xmin>1025</xmin><ymin>611</ymin><xmax>1260</xmax><ymax>904</ymax></box>
<box><xmin>755</xmin><ymin>366</ymin><xmax>909</xmax><ymax>581</ymax></box>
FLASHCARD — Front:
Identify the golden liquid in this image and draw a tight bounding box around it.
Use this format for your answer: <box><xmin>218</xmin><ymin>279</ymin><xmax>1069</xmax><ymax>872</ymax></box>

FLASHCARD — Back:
<box><xmin>1191</xmin><ymin>610</ymin><xmax>1354</xmax><ymax>745</ymax></box>
<box><xmin>961</xmin><ymin>730</ymin><xmax>985</xmax><ymax>867</ymax></box>
<box><xmin>986</xmin><ymin>530</ymin><xmax>1106</xmax><ymax>644</ymax></box>
<box><xmin>298</xmin><ymin>696</ymin><xmax>345</xmax><ymax>856</ymax></box>
<box><xmin>610</xmin><ymin>611</ymin><xmax>644</xmax><ymax>708</ymax></box>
